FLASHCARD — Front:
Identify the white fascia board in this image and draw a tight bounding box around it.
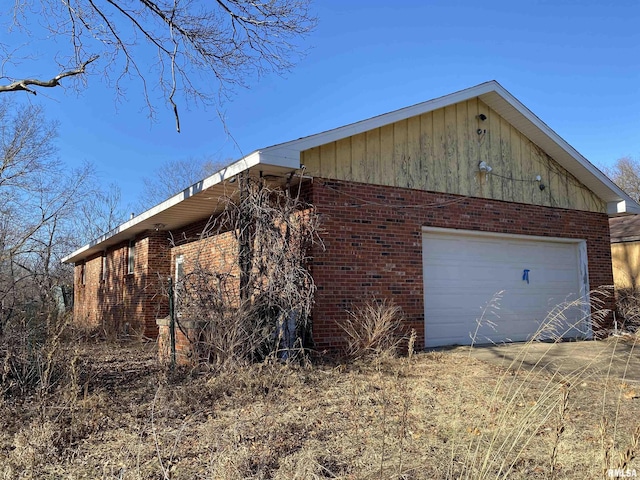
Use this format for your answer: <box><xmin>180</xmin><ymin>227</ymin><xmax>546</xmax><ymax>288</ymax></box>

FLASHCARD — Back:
<box><xmin>608</xmin><ymin>200</ymin><xmax>640</xmax><ymax>216</ymax></box>
<box><xmin>480</xmin><ymin>85</ymin><xmax>640</xmax><ymax>214</ymax></box>
<box><xmin>262</xmin><ymin>81</ymin><xmax>501</xmax><ymax>162</ymax></box>
<box><xmin>254</xmin><ymin>148</ymin><xmax>301</xmax><ymax>169</ymax></box>
<box><xmin>62</xmin><ymin>152</ymin><xmax>267</xmax><ymax>264</ymax></box>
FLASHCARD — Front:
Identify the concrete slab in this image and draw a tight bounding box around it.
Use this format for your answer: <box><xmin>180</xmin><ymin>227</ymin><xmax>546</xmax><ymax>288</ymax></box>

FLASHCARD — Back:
<box><xmin>453</xmin><ymin>336</ymin><xmax>640</xmax><ymax>383</ymax></box>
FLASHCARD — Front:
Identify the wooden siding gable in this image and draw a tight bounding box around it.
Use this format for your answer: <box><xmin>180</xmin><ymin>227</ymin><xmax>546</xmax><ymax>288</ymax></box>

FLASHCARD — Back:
<box><xmin>301</xmin><ymin>98</ymin><xmax>605</xmax><ymax>213</ymax></box>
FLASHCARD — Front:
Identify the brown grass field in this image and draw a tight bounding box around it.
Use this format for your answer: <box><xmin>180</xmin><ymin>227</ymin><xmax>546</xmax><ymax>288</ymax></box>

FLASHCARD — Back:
<box><xmin>1</xmin><ymin>334</ymin><xmax>639</xmax><ymax>479</ymax></box>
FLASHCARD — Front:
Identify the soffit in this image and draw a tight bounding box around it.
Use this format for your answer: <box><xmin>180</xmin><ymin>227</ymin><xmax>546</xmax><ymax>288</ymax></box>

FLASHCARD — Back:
<box><xmin>62</xmin><ymin>164</ymin><xmax>296</xmax><ymax>264</ymax></box>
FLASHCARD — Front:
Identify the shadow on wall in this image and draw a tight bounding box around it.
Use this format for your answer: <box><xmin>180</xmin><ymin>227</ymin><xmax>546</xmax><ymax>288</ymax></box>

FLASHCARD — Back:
<box><xmin>95</xmin><ymin>265</ymin><xmax>168</xmax><ymax>340</ymax></box>
<box><xmin>612</xmin><ymin>242</ymin><xmax>640</xmax><ymax>291</ymax></box>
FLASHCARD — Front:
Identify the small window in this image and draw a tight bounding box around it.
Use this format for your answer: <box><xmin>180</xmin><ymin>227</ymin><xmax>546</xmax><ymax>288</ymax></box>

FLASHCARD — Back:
<box><xmin>80</xmin><ymin>263</ymin><xmax>86</xmax><ymax>285</ymax></box>
<box><xmin>175</xmin><ymin>255</ymin><xmax>184</xmax><ymax>283</ymax></box>
<box><xmin>128</xmin><ymin>240</ymin><xmax>135</xmax><ymax>274</ymax></box>
<box><xmin>101</xmin><ymin>254</ymin><xmax>107</xmax><ymax>282</ymax></box>
<box><xmin>175</xmin><ymin>255</ymin><xmax>184</xmax><ymax>317</ymax></box>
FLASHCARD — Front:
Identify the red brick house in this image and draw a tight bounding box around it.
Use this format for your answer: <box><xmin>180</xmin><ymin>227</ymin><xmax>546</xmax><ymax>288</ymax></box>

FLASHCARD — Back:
<box><xmin>63</xmin><ymin>81</ymin><xmax>639</xmax><ymax>351</ymax></box>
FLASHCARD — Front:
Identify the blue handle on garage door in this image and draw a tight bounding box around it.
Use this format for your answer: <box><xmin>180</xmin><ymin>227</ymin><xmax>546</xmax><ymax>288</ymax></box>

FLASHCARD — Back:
<box><xmin>523</xmin><ymin>269</ymin><xmax>530</xmax><ymax>284</ymax></box>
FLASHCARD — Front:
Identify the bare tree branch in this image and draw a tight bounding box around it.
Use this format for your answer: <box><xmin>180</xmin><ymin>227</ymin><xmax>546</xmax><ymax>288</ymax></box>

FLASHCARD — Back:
<box><xmin>4</xmin><ymin>0</ymin><xmax>316</xmax><ymax>129</ymax></box>
<box><xmin>138</xmin><ymin>156</ymin><xmax>225</xmax><ymax>210</ymax></box>
<box><xmin>603</xmin><ymin>156</ymin><xmax>640</xmax><ymax>203</ymax></box>
<box><xmin>0</xmin><ymin>56</ymin><xmax>99</xmax><ymax>95</ymax></box>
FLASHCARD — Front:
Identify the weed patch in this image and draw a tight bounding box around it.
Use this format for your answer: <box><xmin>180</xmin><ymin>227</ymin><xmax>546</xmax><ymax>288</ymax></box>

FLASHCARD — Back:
<box><xmin>1</xmin><ymin>310</ymin><xmax>640</xmax><ymax>478</ymax></box>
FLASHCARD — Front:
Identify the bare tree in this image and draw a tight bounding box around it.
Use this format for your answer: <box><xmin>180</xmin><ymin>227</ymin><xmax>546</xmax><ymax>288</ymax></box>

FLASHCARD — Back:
<box><xmin>76</xmin><ymin>182</ymin><xmax>128</xmax><ymax>244</ymax></box>
<box><xmin>604</xmin><ymin>156</ymin><xmax>640</xmax><ymax>203</ymax></box>
<box><xmin>3</xmin><ymin>0</ymin><xmax>316</xmax><ymax>131</ymax></box>
<box><xmin>0</xmin><ymin>100</ymin><xmax>110</xmax><ymax>336</ymax></box>
<box><xmin>138</xmin><ymin>156</ymin><xmax>224</xmax><ymax>211</ymax></box>
<box><xmin>0</xmin><ymin>101</ymin><xmax>61</xmax><ymax>263</ymax></box>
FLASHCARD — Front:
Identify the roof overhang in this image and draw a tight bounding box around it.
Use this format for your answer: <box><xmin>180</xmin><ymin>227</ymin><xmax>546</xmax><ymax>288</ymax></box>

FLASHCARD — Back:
<box><xmin>62</xmin><ymin>153</ymin><xmax>300</xmax><ymax>264</ymax></box>
<box><xmin>64</xmin><ymin>80</ymin><xmax>639</xmax><ymax>264</ymax></box>
<box><xmin>609</xmin><ymin>215</ymin><xmax>640</xmax><ymax>243</ymax></box>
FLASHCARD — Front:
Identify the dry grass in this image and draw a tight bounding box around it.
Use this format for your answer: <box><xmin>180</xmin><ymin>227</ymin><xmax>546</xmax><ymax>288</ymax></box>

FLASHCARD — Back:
<box><xmin>0</xmin><ymin>290</ymin><xmax>639</xmax><ymax>478</ymax></box>
<box><xmin>615</xmin><ymin>288</ymin><xmax>640</xmax><ymax>333</ymax></box>
<box><xmin>0</xmin><ymin>334</ymin><xmax>638</xmax><ymax>479</ymax></box>
<box><xmin>339</xmin><ymin>299</ymin><xmax>407</xmax><ymax>359</ymax></box>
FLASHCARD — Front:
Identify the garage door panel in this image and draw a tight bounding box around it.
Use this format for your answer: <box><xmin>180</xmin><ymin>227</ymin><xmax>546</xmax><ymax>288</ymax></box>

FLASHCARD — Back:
<box><xmin>426</xmin><ymin>285</ymin><xmax>583</xmax><ymax>306</ymax></box>
<box><xmin>426</xmin><ymin>319</ymin><xmax>530</xmax><ymax>345</ymax></box>
<box><xmin>423</xmin><ymin>230</ymin><xmax>590</xmax><ymax>348</ymax></box>
<box><xmin>426</xmin><ymin>311</ymin><xmax>587</xmax><ymax>344</ymax></box>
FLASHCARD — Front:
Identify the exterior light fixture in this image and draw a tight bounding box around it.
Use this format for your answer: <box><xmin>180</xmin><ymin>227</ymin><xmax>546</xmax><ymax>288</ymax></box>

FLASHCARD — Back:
<box><xmin>478</xmin><ymin>161</ymin><xmax>492</xmax><ymax>173</ymax></box>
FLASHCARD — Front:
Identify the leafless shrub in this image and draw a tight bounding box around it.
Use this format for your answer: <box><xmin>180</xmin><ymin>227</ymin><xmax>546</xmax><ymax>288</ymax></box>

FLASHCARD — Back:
<box><xmin>172</xmin><ymin>174</ymin><xmax>321</xmax><ymax>367</ymax></box>
<box><xmin>339</xmin><ymin>298</ymin><xmax>406</xmax><ymax>359</ymax></box>
<box><xmin>614</xmin><ymin>288</ymin><xmax>640</xmax><ymax>333</ymax></box>
<box><xmin>177</xmin><ymin>266</ymin><xmax>276</xmax><ymax>366</ymax></box>
<box><xmin>0</xmin><ymin>308</ymin><xmax>74</xmax><ymax>399</ymax></box>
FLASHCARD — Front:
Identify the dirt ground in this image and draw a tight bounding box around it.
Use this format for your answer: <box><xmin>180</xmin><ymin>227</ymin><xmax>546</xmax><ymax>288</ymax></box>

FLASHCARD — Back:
<box><xmin>1</xmin><ymin>337</ymin><xmax>639</xmax><ymax>479</ymax></box>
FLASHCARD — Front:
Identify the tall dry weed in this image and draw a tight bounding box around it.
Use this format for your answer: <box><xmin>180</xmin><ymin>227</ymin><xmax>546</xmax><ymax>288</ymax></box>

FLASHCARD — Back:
<box><xmin>614</xmin><ymin>288</ymin><xmax>640</xmax><ymax>333</ymax></box>
<box><xmin>339</xmin><ymin>298</ymin><xmax>406</xmax><ymax>359</ymax></box>
<box><xmin>446</xmin><ymin>287</ymin><xmax>640</xmax><ymax>479</ymax></box>
<box><xmin>0</xmin><ymin>310</ymin><xmax>74</xmax><ymax>399</ymax></box>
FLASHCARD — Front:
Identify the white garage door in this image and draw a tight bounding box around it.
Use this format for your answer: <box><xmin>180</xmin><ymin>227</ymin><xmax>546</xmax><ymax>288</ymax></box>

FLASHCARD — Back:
<box><xmin>422</xmin><ymin>228</ymin><xmax>591</xmax><ymax>348</ymax></box>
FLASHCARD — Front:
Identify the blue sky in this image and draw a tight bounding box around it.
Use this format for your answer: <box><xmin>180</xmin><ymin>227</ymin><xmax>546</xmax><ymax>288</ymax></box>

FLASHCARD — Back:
<box><xmin>4</xmin><ymin>0</ymin><xmax>639</xmax><ymax>209</ymax></box>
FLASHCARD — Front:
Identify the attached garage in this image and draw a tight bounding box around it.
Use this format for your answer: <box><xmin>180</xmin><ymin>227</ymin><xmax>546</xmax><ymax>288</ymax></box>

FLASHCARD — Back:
<box><xmin>422</xmin><ymin>228</ymin><xmax>592</xmax><ymax>348</ymax></box>
<box><xmin>64</xmin><ymin>81</ymin><xmax>637</xmax><ymax>352</ymax></box>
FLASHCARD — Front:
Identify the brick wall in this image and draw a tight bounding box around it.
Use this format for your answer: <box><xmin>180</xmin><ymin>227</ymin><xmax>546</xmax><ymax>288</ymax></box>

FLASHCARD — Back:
<box><xmin>308</xmin><ymin>179</ymin><xmax>614</xmax><ymax>351</ymax></box>
<box><xmin>74</xmin><ymin>241</ymin><xmax>128</xmax><ymax>333</ymax></box>
<box><xmin>138</xmin><ymin>231</ymin><xmax>171</xmax><ymax>336</ymax></box>
<box><xmin>73</xmin><ymin>216</ymin><xmax>235</xmax><ymax>341</ymax></box>
<box><xmin>74</xmin><ymin>178</ymin><xmax>615</xmax><ymax>352</ymax></box>
<box><xmin>170</xmin><ymin>228</ymin><xmax>239</xmax><ymax>287</ymax></box>
<box><xmin>152</xmin><ymin>220</ymin><xmax>240</xmax><ymax>362</ymax></box>
<box><xmin>73</xmin><ymin>231</ymin><xmax>170</xmax><ymax>337</ymax></box>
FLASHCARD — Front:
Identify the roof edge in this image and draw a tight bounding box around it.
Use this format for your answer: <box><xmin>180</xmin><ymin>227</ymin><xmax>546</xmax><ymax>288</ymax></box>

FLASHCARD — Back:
<box><xmin>487</xmin><ymin>85</ymin><xmax>640</xmax><ymax>214</ymax></box>
<box><xmin>62</xmin><ymin>151</ymin><xmax>270</xmax><ymax>264</ymax></box>
<box><xmin>261</xmin><ymin>81</ymin><xmax>501</xmax><ymax>162</ymax></box>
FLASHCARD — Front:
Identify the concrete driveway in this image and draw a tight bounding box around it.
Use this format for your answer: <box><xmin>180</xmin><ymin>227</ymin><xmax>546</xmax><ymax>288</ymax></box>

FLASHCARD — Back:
<box><xmin>454</xmin><ymin>336</ymin><xmax>640</xmax><ymax>382</ymax></box>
